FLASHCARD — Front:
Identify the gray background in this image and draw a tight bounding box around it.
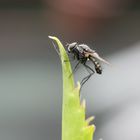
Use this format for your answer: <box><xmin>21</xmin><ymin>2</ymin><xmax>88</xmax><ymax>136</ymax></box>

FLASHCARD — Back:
<box><xmin>0</xmin><ymin>0</ymin><xmax>140</xmax><ymax>140</ymax></box>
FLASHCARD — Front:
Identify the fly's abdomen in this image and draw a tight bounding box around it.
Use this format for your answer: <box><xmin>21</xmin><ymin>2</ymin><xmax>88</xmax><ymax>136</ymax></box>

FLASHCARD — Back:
<box><xmin>95</xmin><ymin>63</ymin><xmax>102</xmax><ymax>74</ymax></box>
<box><xmin>90</xmin><ymin>58</ymin><xmax>102</xmax><ymax>74</ymax></box>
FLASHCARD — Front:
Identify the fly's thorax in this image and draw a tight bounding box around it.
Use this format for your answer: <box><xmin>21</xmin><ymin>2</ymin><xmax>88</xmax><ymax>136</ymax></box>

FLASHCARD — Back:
<box><xmin>84</xmin><ymin>53</ymin><xmax>90</xmax><ymax>58</ymax></box>
<box><xmin>68</xmin><ymin>45</ymin><xmax>84</xmax><ymax>60</ymax></box>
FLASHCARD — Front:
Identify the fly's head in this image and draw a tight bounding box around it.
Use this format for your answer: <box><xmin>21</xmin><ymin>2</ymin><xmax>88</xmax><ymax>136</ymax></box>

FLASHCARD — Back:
<box><xmin>66</xmin><ymin>42</ymin><xmax>77</xmax><ymax>53</ymax></box>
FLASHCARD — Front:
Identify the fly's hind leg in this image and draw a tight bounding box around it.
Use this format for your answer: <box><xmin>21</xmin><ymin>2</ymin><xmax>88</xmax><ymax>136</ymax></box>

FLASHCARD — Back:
<box><xmin>80</xmin><ymin>63</ymin><xmax>95</xmax><ymax>91</ymax></box>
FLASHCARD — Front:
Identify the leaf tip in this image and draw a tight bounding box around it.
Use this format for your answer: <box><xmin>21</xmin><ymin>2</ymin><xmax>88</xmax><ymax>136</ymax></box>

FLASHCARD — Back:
<box><xmin>48</xmin><ymin>36</ymin><xmax>58</xmax><ymax>41</ymax></box>
<box><xmin>86</xmin><ymin>116</ymin><xmax>95</xmax><ymax>125</ymax></box>
<box><xmin>48</xmin><ymin>35</ymin><xmax>53</xmax><ymax>39</ymax></box>
<box><xmin>81</xmin><ymin>99</ymin><xmax>86</xmax><ymax>109</ymax></box>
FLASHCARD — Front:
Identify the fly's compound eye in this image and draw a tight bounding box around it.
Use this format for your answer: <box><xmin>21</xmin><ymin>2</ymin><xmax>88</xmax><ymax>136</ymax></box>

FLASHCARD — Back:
<box><xmin>66</xmin><ymin>43</ymin><xmax>71</xmax><ymax>53</ymax></box>
<box><xmin>67</xmin><ymin>46</ymin><xmax>71</xmax><ymax>53</ymax></box>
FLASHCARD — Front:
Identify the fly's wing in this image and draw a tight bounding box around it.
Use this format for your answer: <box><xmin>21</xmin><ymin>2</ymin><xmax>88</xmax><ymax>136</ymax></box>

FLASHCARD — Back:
<box><xmin>79</xmin><ymin>44</ymin><xmax>95</xmax><ymax>53</ymax></box>
<box><xmin>78</xmin><ymin>44</ymin><xmax>110</xmax><ymax>65</ymax></box>
<box><xmin>90</xmin><ymin>52</ymin><xmax>110</xmax><ymax>65</ymax></box>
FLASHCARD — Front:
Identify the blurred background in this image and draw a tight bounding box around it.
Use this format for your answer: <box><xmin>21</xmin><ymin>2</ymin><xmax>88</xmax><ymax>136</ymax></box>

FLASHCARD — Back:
<box><xmin>0</xmin><ymin>0</ymin><xmax>140</xmax><ymax>140</ymax></box>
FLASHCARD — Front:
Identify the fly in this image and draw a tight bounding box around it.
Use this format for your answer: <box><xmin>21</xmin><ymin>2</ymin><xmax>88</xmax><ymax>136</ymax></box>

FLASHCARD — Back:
<box><xmin>66</xmin><ymin>42</ymin><xmax>110</xmax><ymax>89</ymax></box>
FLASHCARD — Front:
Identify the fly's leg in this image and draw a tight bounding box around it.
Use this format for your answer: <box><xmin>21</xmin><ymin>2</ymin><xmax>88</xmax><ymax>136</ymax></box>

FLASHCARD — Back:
<box><xmin>69</xmin><ymin>61</ymin><xmax>81</xmax><ymax>78</ymax></box>
<box><xmin>80</xmin><ymin>63</ymin><xmax>95</xmax><ymax>91</ymax></box>
<box><xmin>64</xmin><ymin>54</ymin><xmax>75</xmax><ymax>62</ymax></box>
<box><xmin>51</xmin><ymin>40</ymin><xmax>60</xmax><ymax>57</ymax></box>
<box><xmin>51</xmin><ymin>40</ymin><xmax>75</xmax><ymax>62</ymax></box>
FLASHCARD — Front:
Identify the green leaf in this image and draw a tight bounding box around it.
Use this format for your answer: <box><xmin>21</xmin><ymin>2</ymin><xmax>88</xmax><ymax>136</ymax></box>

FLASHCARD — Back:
<box><xmin>49</xmin><ymin>36</ymin><xmax>95</xmax><ymax>140</ymax></box>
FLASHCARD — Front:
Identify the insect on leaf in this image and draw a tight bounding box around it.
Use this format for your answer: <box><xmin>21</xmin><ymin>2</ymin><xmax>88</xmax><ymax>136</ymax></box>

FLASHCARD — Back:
<box><xmin>48</xmin><ymin>36</ymin><xmax>95</xmax><ymax>140</ymax></box>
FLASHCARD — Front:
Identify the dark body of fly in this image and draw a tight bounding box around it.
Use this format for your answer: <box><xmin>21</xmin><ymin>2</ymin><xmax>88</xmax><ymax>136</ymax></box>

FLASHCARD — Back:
<box><xmin>66</xmin><ymin>42</ymin><xmax>109</xmax><ymax>88</ymax></box>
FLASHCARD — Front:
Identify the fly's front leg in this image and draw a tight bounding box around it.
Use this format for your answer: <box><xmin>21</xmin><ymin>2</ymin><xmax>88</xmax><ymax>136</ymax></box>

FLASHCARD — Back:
<box><xmin>69</xmin><ymin>61</ymin><xmax>81</xmax><ymax>78</ymax></box>
<box><xmin>51</xmin><ymin>40</ymin><xmax>60</xmax><ymax>57</ymax></box>
<box><xmin>64</xmin><ymin>53</ymin><xmax>75</xmax><ymax>62</ymax></box>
